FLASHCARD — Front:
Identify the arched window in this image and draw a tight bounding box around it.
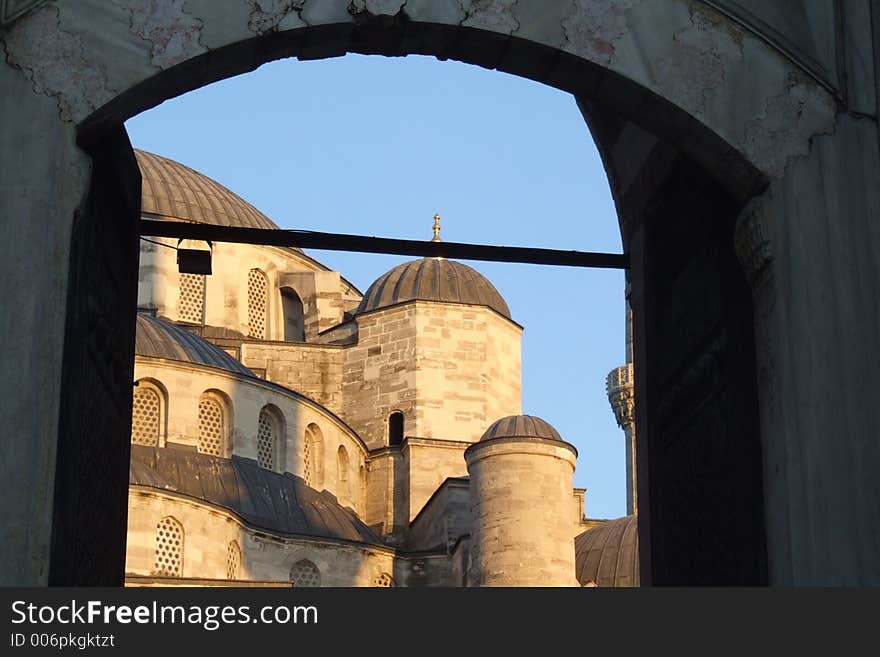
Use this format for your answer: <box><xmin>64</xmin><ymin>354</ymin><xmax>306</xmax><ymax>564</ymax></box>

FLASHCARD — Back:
<box><xmin>131</xmin><ymin>380</ymin><xmax>165</xmax><ymax>447</ymax></box>
<box><xmin>198</xmin><ymin>392</ymin><xmax>229</xmax><ymax>457</ymax></box>
<box><xmin>227</xmin><ymin>540</ymin><xmax>241</xmax><ymax>580</ymax></box>
<box><xmin>388</xmin><ymin>411</ymin><xmax>404</xmax><ymax>447</ymax></box>
<box><xmin>154</xmin><ymin>516</ymin><xmax>184</xmax><ymax>577</ymax></box>
<box><xmin>247</xmin><ymin>268</ymin><xmax>268</xmax><ymax>339</ymax></box>
<box><xmin>178</xmin><ymin>273</ymin><xmax>206</xmax><ymax>324</ymax></box>
<box><xmin>280</xmin><ymin>287</ymin><xmax>305</xmax><ymax>342</ymax></box>
<box><xmin>257</xmin><ymin>405</ymin><xmax>283</xmax><ymax>470</ymax></box>
<box><xmin>289</xmin><ymin>559</ymin><xmax>321</xmax><ymax>587</ymax></box>
<box><xmin>337</xmin><ymin>445</ymin><xmax>350</xmax><ymax>504</ymax></box>
<box><xmin>373</xmin><ymin>572</ymin><xmax>394</xmax><ymax>587</ymax></box>
<box><xmin>302</xmin><ymin>424</ymin><xmax>324</xmax><ymax>489</ymax></box>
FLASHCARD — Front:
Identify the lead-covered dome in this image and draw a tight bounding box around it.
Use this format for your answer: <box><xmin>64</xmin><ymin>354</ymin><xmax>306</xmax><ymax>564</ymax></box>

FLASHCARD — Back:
<box><xmin>480</xmin><ymin>414</ymin><xmax>564</xmax><ymax>442</ymax></box>
<box><xmin>129</xmin><ymin>445</ymin><xmax>380</xmax><ymax>544</ymax></box>
<box><xmin>136</xmin><ymin>149</ymin><xmax>279</xmax><ymax>230</ymax></box>
<box><xmin>135</xmin><ymin>313</ymin><xmax>254</xmax><ymax>377</ymax></box>
<box><xmin>355</xmin><ymin>257</ymin><xmax>511</xmax><ymax>319</ymax></box>
<box><xmin>575</xmin><ymin>515</ymin><xmax>640</xmax><ymax>587</ymax></box>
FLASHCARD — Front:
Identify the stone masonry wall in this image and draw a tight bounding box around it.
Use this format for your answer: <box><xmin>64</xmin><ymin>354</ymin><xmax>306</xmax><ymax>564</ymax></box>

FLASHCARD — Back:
<box><xmin>241</xmin><ymin>341</ymin><xmax>345</xmax><ymax>415</ymax></box>
<box><xmin>342</xmin><ymin>305</ymin><xmax>418</xmax><ymax>450</ymax></box>
<box><xmin>126</xmin><ymin>489</ymin><xmax>395</xmax><ymax>585</ymax></box>
<box><xmin>404</xmin><ymin>439</ymin><xmax>470</xmax><ymax>522</ymax></box>
<box><xmin>278</xmin><ymin>269</ymin><xmax>349</xmax><ymax>338</ymax></box>
<box><xmin>406</xmin><ymin>478</ymin><xmax>471</xmax><ymax>552</ymax></box>
<box><xmin>133</xmin><ymin>358</ymin><xmax>367</xmax><ymax>515</ymax></box>
<box><xmin>138</xmin><ymin>241</ymin><xmax>354</xmax><ymax>343</ymax></box>
<box><xmin>127</xmin><ymin>489</ymin><xmax>451</xmax><ymax>586</ymax></box>
<box><xmin>414</xmin><ymin>303</ymin><xmax>522</xmax><ymax>442</ymax></box>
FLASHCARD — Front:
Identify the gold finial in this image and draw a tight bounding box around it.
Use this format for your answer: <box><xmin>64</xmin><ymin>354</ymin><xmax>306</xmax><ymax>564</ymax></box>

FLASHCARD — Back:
<box><xmin>432</xmin><ymin>213</ymin><xmax>442</xmax><ymax>242</ymax></box>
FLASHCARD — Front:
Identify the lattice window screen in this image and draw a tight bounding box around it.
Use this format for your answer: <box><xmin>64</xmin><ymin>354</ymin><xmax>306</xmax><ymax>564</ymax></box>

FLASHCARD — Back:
<box><xmin>132</xmin><ymin>386</ymin><xmax>161</xmax><ymax>447</ymax></box>
<box><xmin>373</xmin><ymin>572</ymin><xmax>393</xmax><ymax>587</ymax></box>
<box><xmin>302</xmin><ymin>434</ymin><xmax>313</xmax><ymax>487</ymax></box>
<box><xmin>289</xmin><ymin>560</ymin><xmax>321</xmax><ymax>587</ymax></box>
<box><xmin>198</xmin><ymin>396</ymin><xmax>225</xmax><ymax>456</ymax></box>
<box><xmin>154</xmin><ymin>517</ymin><xmax>183</xmax><ymax>577</ymax></box>
<box><xmin>247</xmin><ymin>269</ymin><xmax>268</xmax><ymax>339</ymax></box>
<box><xmin>257</xmin><ymin>409</ymin><xmax>275</xmax><ymax>470</ymax></box>
<box><xmin>179</xmin><ymin>273</ymin><xmax>205</xmax><ymax>324</ymax></box>
<box><xmin>227</xmin><ymin>541</ymin><xmax>241</xmax><ymax>580</ymax></box>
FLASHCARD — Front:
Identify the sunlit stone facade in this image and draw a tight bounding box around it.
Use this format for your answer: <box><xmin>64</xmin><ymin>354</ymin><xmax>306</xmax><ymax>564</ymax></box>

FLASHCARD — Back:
<box><xmin>125</xmin><ymin>151</ymin><xmax>635</xmax><ymax>587</ymax></box>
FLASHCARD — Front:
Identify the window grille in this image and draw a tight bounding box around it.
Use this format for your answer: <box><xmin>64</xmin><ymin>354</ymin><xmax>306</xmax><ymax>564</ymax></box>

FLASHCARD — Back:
<box><xmin>198</xmin><ymin>396</ymin><xmax>226</xmax><ymax>456</ymax></box>
<box><xmin>289</xmin><ymin>560</ymin><xmax>321</xmax><ymax>587</ymax></box>
<box><xmin>154</xmin><ymin>517</ymin><xmax>184</xmax><ymax>577</ymax></box>
<box><xmin>247</xmin><ymin>269</ymin><xmax>268</xmax><ymax>339</ymax></box>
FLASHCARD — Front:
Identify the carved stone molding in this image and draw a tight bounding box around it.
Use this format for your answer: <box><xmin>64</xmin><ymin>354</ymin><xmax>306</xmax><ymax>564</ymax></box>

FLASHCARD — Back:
<box><xmin>606</xmin><ymin>363</ymin><xmax>635</xmax><ymax>429</ymax></box>
<box><xmin>734</xmin><ymin>197</ymin><xmax>773</xmax><ymax>290</ymax></box>
<box><xmin>0</xmin><ymin>0</ymin><xmax>48</xmax><ymax>27</ymax></box>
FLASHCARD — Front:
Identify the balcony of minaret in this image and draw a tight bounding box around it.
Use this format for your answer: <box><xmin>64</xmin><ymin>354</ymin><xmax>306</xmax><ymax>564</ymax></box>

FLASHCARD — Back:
<box><xmin>606</xmin><ymin>363</ymin><xmax>634</xmax><ymax>430</ymax></box>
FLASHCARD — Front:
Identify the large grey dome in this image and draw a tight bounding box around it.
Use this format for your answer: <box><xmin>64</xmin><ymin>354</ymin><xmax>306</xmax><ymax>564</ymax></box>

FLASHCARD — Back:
<box><xmin>136</xmin><ymin>149</ymin><xmax>280</xmax><ymax>230</ymax></box>
<box><xmin>355</xmin><ymin>257</ymin><xmax>511</xmax><ymax>320</ymax></box>
<box><xmin>479</xmin><ymin>415</ymin><xmax>564</xmax><ymax>442</ymax></box>
<box><xmin>135</xmin><ymin>313</ymin><xmax>254</xmax><ymax>377</ymax></box>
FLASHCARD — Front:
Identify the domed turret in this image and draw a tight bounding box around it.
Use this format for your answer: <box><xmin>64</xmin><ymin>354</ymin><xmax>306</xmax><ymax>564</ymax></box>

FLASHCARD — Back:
<box><xmin>479</xmin><ymin>414</ymin><xmax>565</xmax><ymax>442</ymax></box>
<box><xmin>341</xmin><ymin>220</ymin><xmax>523</xmax><ymax>530</ymax></box>
<box><xmin>354</xmin><ymin>257</ymin><xmax>511</xmax><ymax>319</ymax></box>
<box><xmin>343</xmin><ymin>221</ymin><xmax>522</xmax><ymax>452</ymax></box>
<box><xmin>465</xmin><ymin>415</ymin><xmax>579</xmax><ymax>586</ymax></box>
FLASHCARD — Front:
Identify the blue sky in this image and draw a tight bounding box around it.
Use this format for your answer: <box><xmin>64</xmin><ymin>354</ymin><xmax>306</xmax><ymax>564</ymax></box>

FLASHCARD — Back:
<box><xmin>126</xmin><ymin>53</ymin><xmax>628</xmax><ymax>519</ymax></box>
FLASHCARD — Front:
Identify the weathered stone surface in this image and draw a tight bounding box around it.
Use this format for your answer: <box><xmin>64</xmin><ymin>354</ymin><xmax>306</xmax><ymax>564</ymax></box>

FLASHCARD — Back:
<box><xmin>2</xmin><ymin>5</ymin><xmax>111</xmax><ymax>121</ymax></box>
<box><xmin>562</xmin><ymin>0</ymin><xmax>638</xmax><ymax>66</ymax></box>
<box><xmin>246</xmin><ymin>0</ymin><xmax>305</xmax><ymax>34</ymax></box>
<box><xmin>112</xmin><ymin>0</ymin><xmax>206</xmax><ymax>69</ymax></box>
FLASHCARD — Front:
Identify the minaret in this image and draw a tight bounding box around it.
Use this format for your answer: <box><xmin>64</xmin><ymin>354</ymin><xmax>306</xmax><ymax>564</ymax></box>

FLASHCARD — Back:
<box><xmin>607</xmin><ymin>299</ymin><xmax>637</xmax><ymax>515</ymax></box>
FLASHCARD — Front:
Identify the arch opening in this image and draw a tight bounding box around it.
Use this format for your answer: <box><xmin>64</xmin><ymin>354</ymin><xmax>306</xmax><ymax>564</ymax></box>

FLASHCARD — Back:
<box><xmin>280</xmin><ymin>287</ymin><xmax>305</xmax><ymax>342</ymax></box>
<box><xmin>35</xmin><ymin>8</ymin><xmax>776</xmax><ymax>587</ymax></box>
<box><xmin>388</xmin><ymin>411</ymin><xmax>404</xmax><ymax>448</ymax></box>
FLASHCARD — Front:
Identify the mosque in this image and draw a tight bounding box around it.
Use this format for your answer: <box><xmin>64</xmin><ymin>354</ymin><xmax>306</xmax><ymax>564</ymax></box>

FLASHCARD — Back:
<box><xmin>124</xmin><ymin>149</ymin><xmax>638</xmax><ymax>587</ymax></box>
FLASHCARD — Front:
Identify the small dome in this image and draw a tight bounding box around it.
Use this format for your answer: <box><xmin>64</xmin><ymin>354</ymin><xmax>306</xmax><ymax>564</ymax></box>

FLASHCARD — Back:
<box><xmin>355</xmin><ymin>257</ymin><xmax>511</xmax><ymax>320</ymax></box>
<box><xmin>575</xmin><ymin>515</ymin><xmax>640</xmax><ymax>587</ymax></box>
<box><xmin>135</xmin><ymin>313</ymin><xmax>254</xmax><ymax>377</ymax></box>
<box><xmin>480</xmin><ymin>415</ymin><xmax>563</xmax><ymax>442</ymax></box>
<box><xmin>136</xmin><ymin>149</ymin><xmax>280</xmax><ymax>230</ymax></box>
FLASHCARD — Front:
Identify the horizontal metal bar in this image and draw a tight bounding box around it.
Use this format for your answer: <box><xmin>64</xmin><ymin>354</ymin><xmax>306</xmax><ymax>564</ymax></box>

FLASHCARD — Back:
<box><xmin>139</xmin><ymin>219</ymin><xmax>628</xmax><ymax>270</ymax></box>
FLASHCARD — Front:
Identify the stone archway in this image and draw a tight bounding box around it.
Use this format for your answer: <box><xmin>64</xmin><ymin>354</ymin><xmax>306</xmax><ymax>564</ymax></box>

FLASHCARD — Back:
<box><xmin>2</xmin><ymin>1</ymin><xmax>877</xmax><ymax>586</ymax></box>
